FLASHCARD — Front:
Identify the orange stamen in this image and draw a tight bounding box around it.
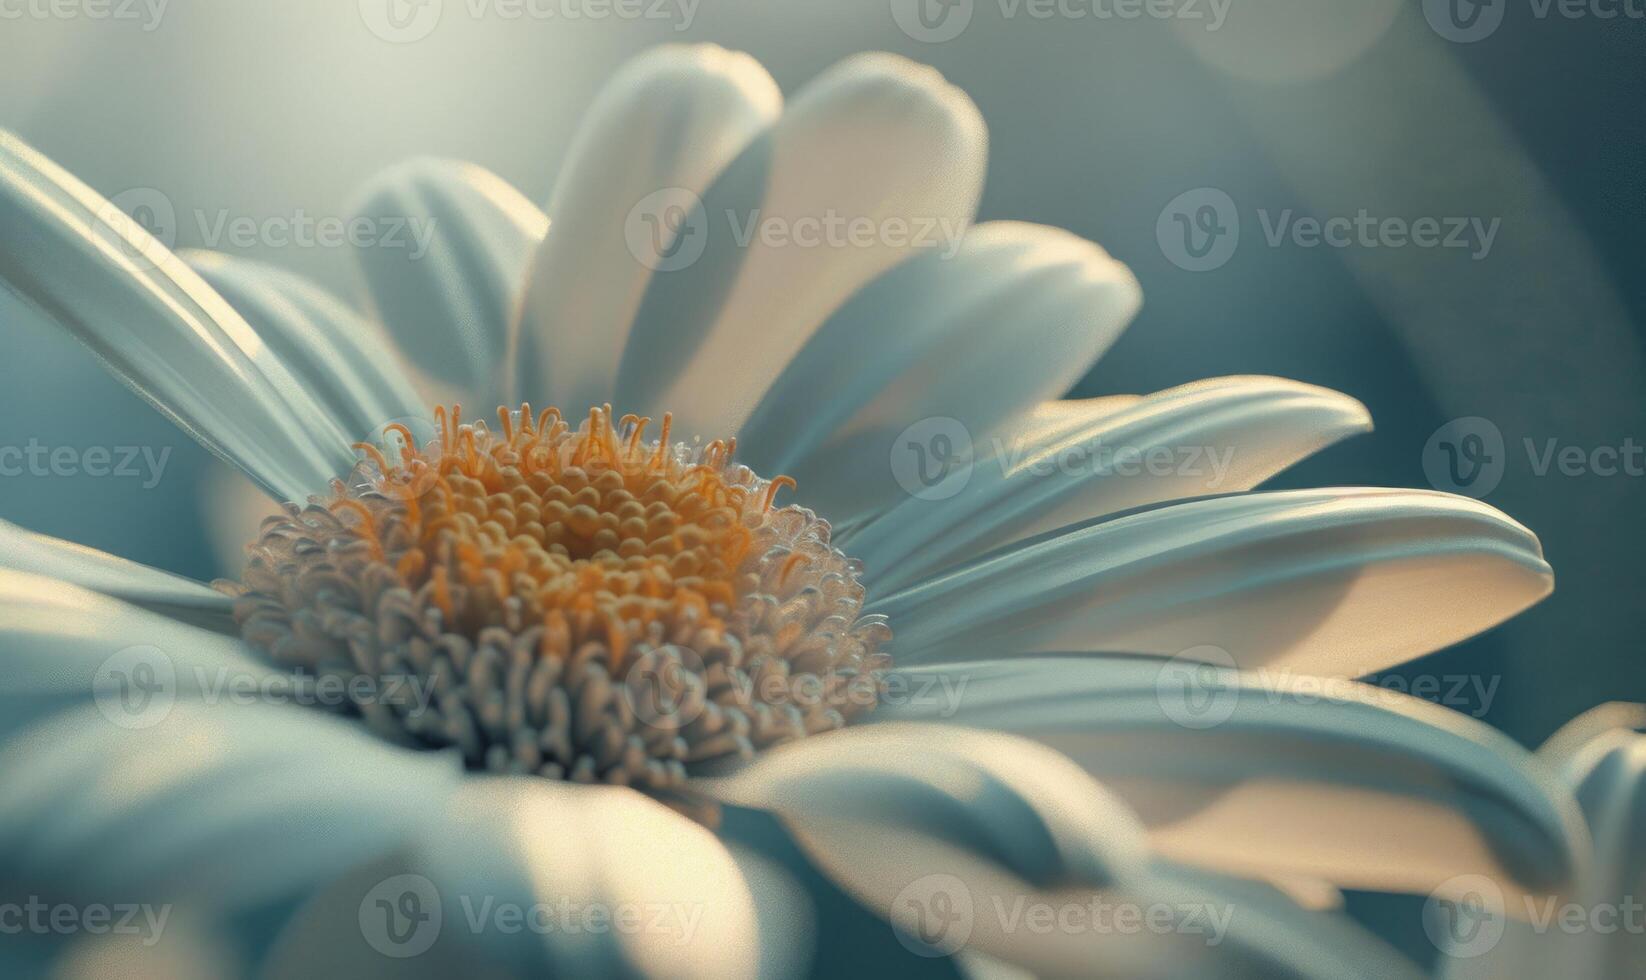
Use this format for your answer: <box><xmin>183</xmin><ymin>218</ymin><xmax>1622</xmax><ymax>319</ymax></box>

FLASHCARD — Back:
<box><xmin>384</xmin><ymin>422</ymin><xmax>419</xmax><ymax>464</ymax></box>
<box><xmin>431</xmin><ymin>566</ymin><xmax>453</xmax><ymax>618</ymax></box>
<box><xmin>762</xmin><ymin>476</ymin><xmax>797</xmax><ymax>512</ymax></box>
<box><xmin>352</xmin><ymin>441</ymin><xmax>392</xmax><ymax>474</ymax></box>
<box><xmin>328</xmin><ymin>403</ymin><xmax>811</xmax><ymax>671</ymax></box>
<box><xmin>652</xmin><ymin>413</ymin><xmax>673</xmax><ymax>466</ymax></box>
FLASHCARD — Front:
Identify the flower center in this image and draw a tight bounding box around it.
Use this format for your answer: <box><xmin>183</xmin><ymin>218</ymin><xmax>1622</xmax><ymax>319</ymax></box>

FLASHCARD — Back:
<box><xmin>221</xmin><ymin>405</ymin><xmax>891</xmax><ymax>789</ymax></box>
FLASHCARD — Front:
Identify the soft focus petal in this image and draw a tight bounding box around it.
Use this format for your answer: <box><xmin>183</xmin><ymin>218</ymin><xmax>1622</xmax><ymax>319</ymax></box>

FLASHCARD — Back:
<box><xmin>738</xmin><ymin>222</ymin><xmax>1141</xmax><ymax>529</ymax></box>
<box><xmin>939</xmin><ymin>857</ymin><xmax>1428</xmax><ymax>978</ymax></box>
<box><xmin>0</xmin><ymin>700</ymin><xmax>462</xmax><ymax>913</ymax></box>
<box><xmin>853</xmin><ymin>376</ymin><xmax>1372</xmax><ymax>590</ymax></box>
<box><xmin>0</xmin><ymin>570</ymin><xmax>459</xmax><ymax>914</ymax></box>
<box><xmin>701</xmin><ymin>723</ymin><xmax>1149</xmax><ymax>892</ymax></box>
<box><xmin>0</xmin><ymin>131</ymin><xmax>353</xmax><ymax>500</ymax></box>
<box><xmin>513</xmin><ymin>43</ymin><xmax>780</xmax><ymax>411</ymax></box>
<box><xmin>19</xmin><ymin>912</ymin><xmax>238</xmax><ymax>980</ymax></box>
<box><xmin>185</xmin><ymin>250</ymin><xmax>428</xmax><ymax>443</ymax></box>
<box><xmin>257</xmin><ymin>778</ymin><xmax>796</xmax><ymax>979</ymax></box>
<box><xmin>878</xmin><ymin>487</ymin><xmax>1553</xmax><ymax>676</ymax></box>
<box><xmin>705</xmin><ymin>724</ymin><xmax>1415</xmax><ymax>978</ymax></box>
<box><xmin>0</xmin><ymin>519</ymin><xmax>230</xmax><ymax>625</ymax></box>
<box><xmin>349</xmin><ymin>158</ymin><xmax>547</xmax><ymax>407</ymax></box>
<box><xmin>0</xmin><ymin>568</ymin><xmax>271</xmax><ymax>739</ymax></box>
<box><xmin>934</xmin><ymin>859</ymin><xmax>1425</xmax><ymax>979</ymax></box>
<box><xmin>875</xmin><ymin>658</ymin><xmax>1587</xmax><ymax>904</ymax></box>
<box><xmin>1441</xmin><ymin>703</ymin><xmax>1646</xmax><ymax>979</ymax></box>
<box><xmin>617</xmin><ymin>52</ymin><xmax>987</xmax><ymax>439</ymax></box>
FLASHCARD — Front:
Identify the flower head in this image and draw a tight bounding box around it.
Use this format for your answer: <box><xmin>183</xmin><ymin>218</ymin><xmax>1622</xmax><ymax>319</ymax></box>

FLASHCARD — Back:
<box><xmin>225</xmin><ymin>403</ymin><xmax>888</xmax><ymax>786</ymax></box>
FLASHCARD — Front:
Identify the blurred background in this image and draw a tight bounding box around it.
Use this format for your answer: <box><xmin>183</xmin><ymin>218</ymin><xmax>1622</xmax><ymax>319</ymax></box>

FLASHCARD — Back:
<box><xmin>1</xmin><ymin>0</ymin><xmax>1643</xmax><ymax>962</ymax></box>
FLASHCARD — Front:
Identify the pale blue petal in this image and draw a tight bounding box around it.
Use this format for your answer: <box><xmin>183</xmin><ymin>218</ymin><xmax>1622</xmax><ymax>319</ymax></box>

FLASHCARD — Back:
<box><xmin>263</xmin><ymin>778</ymin><xmax>792</xmax><ymax>978</ymax></box>
<box><xmin>185</xmin><ymin>250</ymin><xmax>427</xmax><ymax>443</ymax></box>
<box><xmin>704</xmin><ymin>722</ymin><xmax>1416</xmax><ymax>978</ymax></box>
<box><xmin>0</xmin><ymin>699</ymin><xmax>461</xmax><ymax>913</ymax></box>
<box><xmin>11</xmin><ymin>914</ymin><xmax>240</xmax><ymax>979</ymax></box>
<box><xmin>617</xmin><ymin>52</ymin><xmax>987</xmax><ymax>441</ymax></box>
<box><xmin>0</xmin><ymin>570</ymin><xmax>460</xmax><ymax>913</ymax></box>
<box><xmin>0</xmin><ymin>519</ymin><xmax>230</xmax><ymax>624</ymax></box>
<box><xmin>0</xmin><ymin>568</ymin><xmax>269</xmax><ymax>738</ymax></box>
<box><xmin>701</xmin><ymin>722</ymin><xmax>1150</xmax><ymax>892</ymax></box>
<box><xmin>852</xmin><ymin>376</ymin><xmax>1372</xmax><ymax>591</ymax></box>
<box><xmin>514</xmin><ymin>44</ymin><xmax>780</xmax><ymax>412</ymax></box>
<box><xmin>1091</xmin><ymin>862</ymin><xmax>1426</xmax><ymax>980</ymax></box>
<box><xmin>349</xmin><ymin>158</ymin><xmax>547</xmax><ymax>407</ymax></box>
<box><xmin>875</xmin><ymin>657</ymin><xmax>1586</xmax><ymax>903</ymax></box>
<box><xmin>1442</xmin><ymin>704</ymin><xmax>1646</xmax><ymax>978</ymax></box>
<box><xmin>0</xmin><ymin>131</ymin><xmax>353</xmax><ymax>500</ymax></box>
<box><xmin>739</xmin><ymin>222</ymin><xmax>1141</xmax><ymax>530</ymax></box>
<box><xmin>876</xmin><ymin>487</ymin><xmax>1553</xmax><ymax>676</ymax></box>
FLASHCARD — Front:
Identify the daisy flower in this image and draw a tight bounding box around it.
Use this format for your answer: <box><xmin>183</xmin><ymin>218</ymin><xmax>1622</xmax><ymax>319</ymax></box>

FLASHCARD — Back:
<box><xmin>0</xmin><ymin>45</ymin><xmax>1588</xmax><ymax>978</ymax></box>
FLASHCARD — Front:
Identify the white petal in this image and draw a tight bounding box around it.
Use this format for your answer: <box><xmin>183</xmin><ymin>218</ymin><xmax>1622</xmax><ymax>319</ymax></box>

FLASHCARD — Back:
<box><xmin>0</xmin><ymin>131</ymin><xmax>353</xmax><ymax>501</ymax></box>
<box><xmin>1098</xmin><ymin>864</ymin><xmax>1425</xmax><ymax>980</ymax></box>
<box><xmin>1545</xmin><ymin>709</ymin><xmax>1646</xmax><ymax>975</ymax></box>
<box><xmin>1024</xmin><ymin>394</ymin><xmax>1147</xmax><ymax>432</ymax></box>
<box><xmin>0</xmin><ymin>567</ymin><xmax>276</xmax><ymax>744</ymax></box>
<box><xmin>617</xmin><ymin>52</ymin><xmax>987</xmax><ymax>440</ymax></box>
<box><xmin>0</xmin><ymin>568</ymin><xmax>266</xmax><ymax>694</ymax></box>
<box><xmin>0</xmin><ymin>572</ymin><xmax>444</xmax><ymax>921</ymax></box>
<box><xmin>701</xmin><ymin>723</ymin><xmax>1150</xmax><ymax>891</ymax></box>
<box><xmin>401</xmin><ymin>779</ymin><xmax>778</xmax><ymax>978</ymax></box>
<box><xmin>30</xmin><ymin>913</ymin><xmax>237</xmax><ymax>980</ymax></box>
<box><xmin>0</xmin><ymin>699</ymin><xmax>461</xmax><ymax>912</ymax></box>
<box><xmin>1542</xmin><ymin>702</ymin><xmax>1646</xmax><ymax>777</ymax></box>
<box><xmin>854</xmin><ymin>376</ymin><xmax>1372</xmax><ymax>591</ymax></box>
<box><xmin>0</xmin><ymin>519</ymin><xmax>229</xmax><ymax>623</ymax></box>
<box><xmin>1440</xmin><ymin>704</ymin><xmax>1646</xmax><ymax>979</ymax></box>
<box><xmin>184</xmin><ymin>250</ymin><xmax>428</xmax><ymax>442</ymax></box>
<box><xmin>955</xmin><ymin>950</ymin><xmax>1036</xmax><ymax>980</ymax></box>
<box><xmin>737</xmin><ymin>222</ymin><xmax>1141</xmax><ymax>529</ymax></box>
<box><xmin>513</xmin><ymin>44</ymin><xmax>780</xmax><ymax>411</ymax></box>
<box><xmin>0</xmin><ymin>569</ymin><xmax>452</xmax><ymax>918</ymax></box>
<box><xmin>349</xmin><ymin>158</ymin><xmax>547</xmax><ymax>407</ymax></box>
<box><xmin>705</xmin><ymin>724</ymin><xmax>1413</xmax><ymax>979</ymax></box>
<box><xmin>939</xmin><ymin>856</ymin><xmax>1427</xmax><ymax>978</ymax></box>
<box><xmin>875</xmin><ymin>658</ymin><xmax>1587</xmax><ymax>904</ymax></box>
<box><xmin>878</xmin><ymin>487</ymin><xmax>1553</xmax><ymax>676</ymax></box>
<box><xmin>827</xmin><ymin>394</ymin><xmax>1139</xmax><ymax>542</ymax></box>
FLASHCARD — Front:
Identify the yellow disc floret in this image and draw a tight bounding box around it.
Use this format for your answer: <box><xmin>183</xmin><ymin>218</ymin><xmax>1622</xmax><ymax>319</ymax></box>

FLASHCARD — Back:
<box><xmin>221</xmin><ymin>405</ymin><xmax>891</xmax><ymax>789</ymax></box>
